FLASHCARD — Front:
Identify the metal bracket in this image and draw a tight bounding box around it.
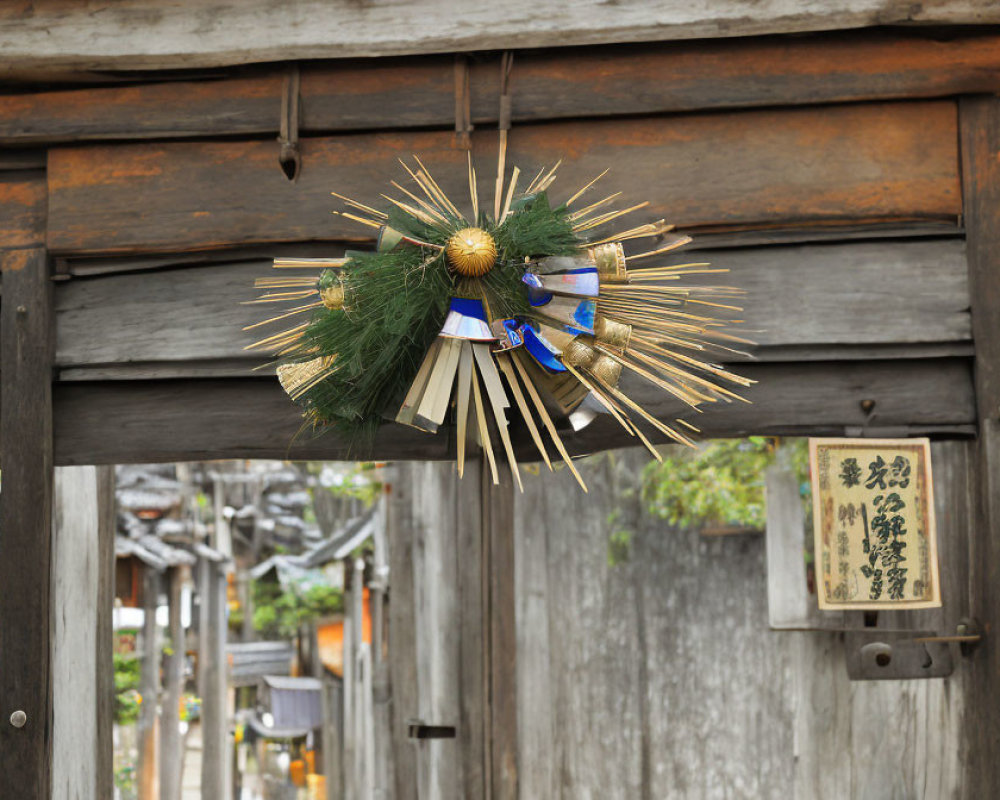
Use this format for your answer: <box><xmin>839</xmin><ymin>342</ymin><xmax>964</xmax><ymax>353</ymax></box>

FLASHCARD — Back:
<box><xmin>845</xmin><ymin>630</ymin><xmax>954</xmax><ymax>680</ymax></box>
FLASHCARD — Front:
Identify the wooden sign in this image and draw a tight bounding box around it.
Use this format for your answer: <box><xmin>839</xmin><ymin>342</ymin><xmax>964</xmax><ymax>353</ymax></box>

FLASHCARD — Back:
<box><xmin>810</xmin><ymin>438</ymin><xmax>941</xmax><ymax>610</ymax></box>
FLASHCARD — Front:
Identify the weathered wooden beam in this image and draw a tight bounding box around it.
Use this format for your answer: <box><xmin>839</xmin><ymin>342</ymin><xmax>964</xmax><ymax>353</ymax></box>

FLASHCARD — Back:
<box><xmin>51</xmin><ymin>465</ymin><xmax>114</xmax><ymax>800</ymax></box>
<box><xmin>0</xmin><ymin>241</ymin><xmax>52</xmax><ymax>795</ymax></box>
<box><xmin>1</xmin><ymin>32</ymin><xmax>999</xmax><ymax>144</ymax></box>
<box><xmin>484</xmin><ymin>463</ymin><xmax>518</xmax><ymax>799</ymax></box>
<box><xmin>0</xmin><ymin>1</ymin><xmax>998</xmax><ymax>73</ymax></box>
<box><xmin>958</xmin><ymin>95</ymin><xmax>1000</xmax><ymax>796</ymax></box>
<box><xmin>46</xmin><ymin>101</ymin><xmax>959</xmax><ymax>255</ymax></box>
<box><xmin>51</xmin><ymin>357</ymin><xmax>974</xmax><ymax>465</ymax></box>
<box><xmin>52</xmin><ymin>238</ymin><xmax>970</xmax><ymax>375</ymax></box>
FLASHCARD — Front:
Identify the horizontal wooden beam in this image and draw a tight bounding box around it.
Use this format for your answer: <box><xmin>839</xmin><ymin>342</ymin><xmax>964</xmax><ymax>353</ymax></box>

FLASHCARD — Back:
<box><xmin>52</xmin><ymin>358</ymin><xmax>975</xmax><ymax>464</ymax></box>
<box><xmin>53</xmin><ymin>238</ymin><xmax>970</xmax><ymax>375</ymax></box>
<box><xmin>1</xmin><ymin>32</ymin><xmax>999</xmax><ymax>144</ymax></box>
<box><xmin>0</xmin><ymin>1</ymin><xmax>998</xmax><ymax>73</ymax></box>
<box><xmin>46</xmin><ymin>101</ymin><xmax>960</xmax><ymax>255</ymax></box>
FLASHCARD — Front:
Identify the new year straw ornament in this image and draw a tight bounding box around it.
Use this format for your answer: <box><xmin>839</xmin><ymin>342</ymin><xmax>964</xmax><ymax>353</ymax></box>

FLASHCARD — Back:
<box><xmin>246</xmin><ymin>144</ymin><xmax>754</xmax><ymax>491</ymax></box>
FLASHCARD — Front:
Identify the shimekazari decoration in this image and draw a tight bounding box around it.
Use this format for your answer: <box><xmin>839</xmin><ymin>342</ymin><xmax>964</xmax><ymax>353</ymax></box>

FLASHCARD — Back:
<box><xmin>810</xmin><ymin>438</ymin><xmax>941</xmax><ymax>610</ymax></box>
<box><xmin>245</xmin><ymin>144</ymin><xmax>753</xmax><ymax>491</ymax></box>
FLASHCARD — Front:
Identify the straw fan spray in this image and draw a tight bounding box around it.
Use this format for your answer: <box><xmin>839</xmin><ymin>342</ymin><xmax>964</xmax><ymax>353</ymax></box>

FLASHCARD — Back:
<box><xmin>245</xmin><ymin>141</ymin><xmax>754</xmax><ymax>491</ymax></box>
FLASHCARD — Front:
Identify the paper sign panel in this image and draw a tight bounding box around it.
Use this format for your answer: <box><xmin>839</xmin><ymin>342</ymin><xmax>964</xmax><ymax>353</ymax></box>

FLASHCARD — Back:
<box><xmin>810</xmin><ymin>438</ymin><xmax>940</xmax><ymax>610</ymax></box>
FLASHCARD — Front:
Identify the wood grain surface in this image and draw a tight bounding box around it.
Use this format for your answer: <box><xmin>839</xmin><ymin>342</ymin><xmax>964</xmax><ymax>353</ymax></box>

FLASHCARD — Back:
<box><xmin>46</xmin><ymin>101</ymin><xmax>959</xmax><ymax>255</ymax></box>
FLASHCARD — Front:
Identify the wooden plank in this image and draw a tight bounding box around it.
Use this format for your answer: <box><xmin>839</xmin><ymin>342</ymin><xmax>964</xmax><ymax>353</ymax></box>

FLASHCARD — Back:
<box><xmin>199</xmin><ymin>559</ymin><xmax>229</xmax><ymax>799</ymax></box>
<box><xmin>52</xmin><ymin>466</ymin><xmax>102</xmax><ymax>800</ymax></box>
<box><xmin>52</xmin><ymin>238</ymin><xmax>970</xmax><ymax>373</ymax></box>
<box><xmin>95</xmin><ymin>464</ymin><xmax>116</xmax><ymax>800</ymax></box>
<box><xmin>49</xmin><ymin>358</ymin><xmax>975</xmax><ymax>465</ymax></box>
<box><xmin>2</xmin><ymin>32</ymin><xmax>1000</xmax><ymax>144</ymax></box>
<box><xmin>0</xmin><ymin>1</ymin><xmax>998</xmax><ymax>72</ymax></box>
<box><xmin>456</xmin><ymin>462</ymin><xmax>486</xmax><ymax>800</ymax></box>
<box><xmin>160</xmin><ymin>566</ymin><xmax>186</xmax><ymax>800</ymax></box>
<box><xmin>0</xmin><ymin>246</ymin><xmax>53</xmax><ymax>799</ymax></box>
<box><xmin>764</xmin><ymin>454</ymin><xmax>813</xmax><ymax>630</ymax></box>
<box><xmin>410</xmin><ymin>462</ymin><xmax>463</xmax><ymax>798</ymax></box>
<box><xmin>484</xmin><ymin>462</ymin><xmax>518</xmax><ymax>799</ymax></box>
<box><xmin>514</xmin><ymin>448</ymin><xmax>965</xmax><ymax>798</ymax></box>
<box><xmin>958</xmin><ymin>95</ymin><xmax>1000</xmax><ymax>797</ymax></box>
<box><xmin>52</xmin><ymin>378</ymin><xmax>452</xmax><ymax>464</ymax></box>
<box><xmin>385</xmin><ymin>465</ymin><xmax>419</xmax><ymax>800</ymax></box>
<box><xmin>46</xmin><ymin>101</ymin><xmax>960</xmax><ymax>255</ymax></box>
<box><xmin>138</xmin><ymin>567</ymin><xmax>161</xmax><ymax>800</ymax></box>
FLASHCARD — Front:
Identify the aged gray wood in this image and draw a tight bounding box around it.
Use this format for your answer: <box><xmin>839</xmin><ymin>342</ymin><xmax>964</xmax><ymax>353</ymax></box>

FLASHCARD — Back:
<box><xmin>53</xmin><ymin>238</ymin><xmax>969</xmax><ymax>375</ymax></box>
<box><xmin>160</xmin><ymin>566</ymin><xmax>186</xmax><ymax>800</ymax></box>
<box><xmin>49</xmin><ymin>356</ymin><xmax>976</xmax><ymax>466</ymax></box>
<box><xmin>96</xmin><ymin>464</ymin><xmax>116</xmax><ymax>800</ymax></box>
<box><xmin>456</xmin><ymin>461</ymin><xmax>486</xmax><ymax>800</ymax></box>
<box><xmin>514</xmin><ymin>447</ymin><xmax>966</xmax><ymax>798</ymax></box>
<box><xmin>199</xmin><ymin>559</ymin><xmax>229</xmax><ymax>799</ymax></box>
<box><xmin>484</xmin><ymin>463</ymin><xmax>518</xmax><ymax>799</ymax></box>
<box><xmin>764</xmin><ymin>454</ymin><xmax>812</xmax><ymax>630</ymax></box>
<box><xmin>52</xmin><ymin>466</ymin><xmax>103</xmax><ymax>800</ymax></box>
<box><xmin>958</xmin><ymin>95</ymin><xmax>1000</xmax><ymax>797</ymax></box>
<box><xmin>385</xmin><ymin>464</ymin><xmax>419</xmax><ymax>800</ymax></box>
<box><xmin>410</xmin><ymin>462</ymin><xmax>463</xmax><ymax>798</ymax></box>
<box><xmin>138</xmin><ymin>567</ymin><xmax>161</xmax><ymax>800</ymax></box>
<box><xmin>0</xmin><ymin>245</ymin><xmax>54</xmax><ymax>799</ymax></box>
<box><xmin>0</xmin><ymin>1</ymin><xmax>997</xmax><ymax>72</ymax></box>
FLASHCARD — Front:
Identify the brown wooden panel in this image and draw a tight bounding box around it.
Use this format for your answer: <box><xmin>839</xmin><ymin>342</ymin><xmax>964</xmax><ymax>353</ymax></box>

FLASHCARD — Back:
<box><xmin>53</xmin><ymin>238</ymin><xmax>970</xmax><ymax>372</ymax></box>
<box><xmin>0</xmin><ymin>174</ymin><xmax>47</xmax><ymax>247</ymax></box>
<box><xmin>469</xmin><ymin>33</ymin><xmax>1000</xmax><ymax>124</ymax></box>
<box><xmin>52</xmin><ymin>358</ymin><xmax>974</xmax><ymax>465</ymax></box>
<box><xmin>1</xmin><ymin>33</ymin><xmax>998</xmax><ymax>145</ymax></box>
<box><xmin>46</xmin><ymin>101</ymin><xmax>960</xmax><ymax>255</ymax></box>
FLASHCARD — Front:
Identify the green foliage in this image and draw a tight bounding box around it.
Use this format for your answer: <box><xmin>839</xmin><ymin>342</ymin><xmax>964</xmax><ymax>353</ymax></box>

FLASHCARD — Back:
<box><xmin>113</xmin><ymin>653</ymin><xmax>142</xmax><ymax>725</ymax></box>
<box><xmin>251</xmin><ymin>579</ymin><xmax>344</xmax><ymax>639</ymax></box>
<box><xmin>284</xmin><ymin>192</ymin><xmax>578</xmax><ymax>439</ymax></box>
<box><xmin>642</xmin><ymin>438</ymin><xmax>809</xmax><ymax>529</ymax></box>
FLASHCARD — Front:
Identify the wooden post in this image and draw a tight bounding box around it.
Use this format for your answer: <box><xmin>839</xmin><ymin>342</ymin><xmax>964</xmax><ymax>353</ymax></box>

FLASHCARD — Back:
<box><xmin>51</xmin><ymin>465</ymin><xmax>115</xmax><ymax>800</ymax></box>
<box><xmin>138</xmin><ymin>566</ymin><xmax>162</xmax><ymax>800</ymax></box>
<box><xmin>96</xmin><ymin>465</ymin><xmax>117</xmax><ymax>800</ymax></box>
<box><xmin>385</xmin><ymin>466</ymin><xmax>418</xmax><ymax>800</ymax></box>
<box><xmin>483</xmin><ymin>462</ymin><xmax>518</xmax><ymax>800</ymax></box>
<box><xmin>959</xmin><ymin>95</ymin><xmax>1000</xmax><ymax>795</ymax></box>
<box><xmin>161</xmin><ymin>565</ymin><xmax>186</xmax><ymax>800</ymax></box>
<box><xmin>0</xmin><ymin>227</ymin><xmax>53</xmax><ymax>798</ymax></box>
<box><xmin>199</xmin><ymin>558</ymin><xmax>228</xmax><ymax>799</ymax></box>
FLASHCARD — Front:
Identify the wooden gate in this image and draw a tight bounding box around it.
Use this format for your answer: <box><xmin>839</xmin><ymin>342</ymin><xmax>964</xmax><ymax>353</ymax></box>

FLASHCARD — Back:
<box><xmin>1</xmin><ymin>14</ymin><xmax>1000</xmax><ymax>798</ymax></box>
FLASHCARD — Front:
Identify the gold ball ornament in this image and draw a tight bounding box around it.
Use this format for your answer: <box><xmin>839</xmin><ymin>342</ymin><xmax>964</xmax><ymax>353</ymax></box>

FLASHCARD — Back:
<box><xmin>446</xmin><ymin>227</ymin><xmax>497</xmax><ymax>277</ymax></box>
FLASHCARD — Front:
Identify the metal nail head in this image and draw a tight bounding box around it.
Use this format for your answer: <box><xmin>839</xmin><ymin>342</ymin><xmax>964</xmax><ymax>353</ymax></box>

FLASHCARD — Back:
<box><xmin>9</xmin><ymin>710</ymin><xmax>26</xmax><ymax>728</ymax></box>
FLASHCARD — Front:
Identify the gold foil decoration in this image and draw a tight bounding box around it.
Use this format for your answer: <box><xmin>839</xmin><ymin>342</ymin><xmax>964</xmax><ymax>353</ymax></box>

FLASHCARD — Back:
<box><xmin>562</xmin><ymin>339</ymin><xmax>597</xmax><ymax>369</ymax></box>
<box><xmin>594</xmin><ymin>315</ymin><xmax>632</xmax><ymax>351</ymax></box>
<box><xmin>446</xmin><ymin>227</ymin><xmax>498</xmax><ymax>277</ymax></box>
<box><xmin>589</xmin><ymin>354</ymin><xmax>623</xmax><ymax>387</ymax></box>
<box><xmin>590</xmin><ymin>242</ymin><xmax>627</xmax><ymax>280</ymax></box>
